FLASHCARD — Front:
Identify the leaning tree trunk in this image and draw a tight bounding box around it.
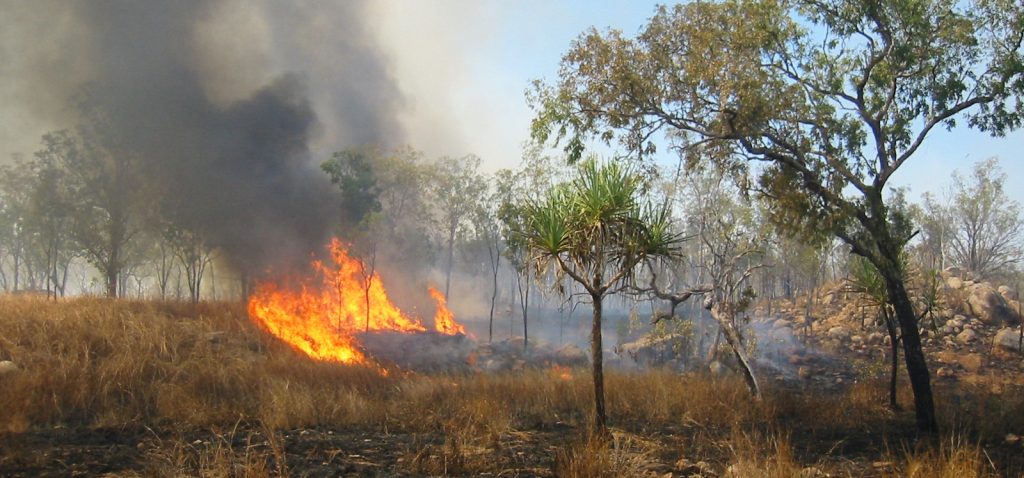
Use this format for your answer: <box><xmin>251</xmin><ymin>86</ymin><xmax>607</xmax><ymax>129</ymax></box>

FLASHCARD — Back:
<box><xmin>709</xmin><ymin>303</ymin><xmax>761</xmax><ymax>399</ymax></box>
<box><xmin>883</xmin><ymin>269</ymin><xmax>937</xmax><ymax>433</ymax></box>
<box><xmin>590</xmin><ymin>293</ymin><xmax>607</xmax><ymax>434</ymax></box>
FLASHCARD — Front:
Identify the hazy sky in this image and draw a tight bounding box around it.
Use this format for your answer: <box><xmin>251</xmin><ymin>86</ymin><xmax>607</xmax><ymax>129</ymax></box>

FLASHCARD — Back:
<box><xmin>2</xmin><ymin>1</ymin><xmax>1021</xmax><ymax>207</ymax></box>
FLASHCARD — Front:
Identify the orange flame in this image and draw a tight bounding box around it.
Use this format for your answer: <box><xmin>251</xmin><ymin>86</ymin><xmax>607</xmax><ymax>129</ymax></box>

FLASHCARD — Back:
<box><xmin>247</xmin><ymin>238</ymin><xmax>469</xmax><ymax>365</ymax></box>
<box><xmin>428</xmin><ymin>286</ymin><xmax>467</xmax><ymax>336</ymax></box>
<box><xmin>550</xmin><ymin>364</ymin><xmax>573</xmax><ymax>381</ymax></box>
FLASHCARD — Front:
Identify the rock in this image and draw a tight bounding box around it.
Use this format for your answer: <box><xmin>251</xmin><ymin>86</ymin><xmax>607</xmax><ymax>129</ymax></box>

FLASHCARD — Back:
<box><xmin>827</xmin><ymin>326</ymin><xmax>850</xmax><ymax>341</ymax></box>
<box><xmin>851</xmin><ymin>335</ymin><xmax>864</xmax><ymax>345</ymax></box>
<box><xmin>957</xmin><ymin>353</ymin><xmax>983</xmax><ymax>373</ymax></box>
<box><xmin>966</xmin><ymin>282</ymin><xmax>1020</xmax><ymax>326</ymax></box>
<box><xmin>617</xmin><ymin>334</ymin><xmax>688</xmax><ymax>369</ymax></box>
<box><xmin>993</xmin><ymin>328</ymin><xmax>1023</xmax><ymax>356</ymax></box>
<box><xmin>0</xmin><ymin>360</ymin><xmax>19</xmax><ymax>376</ymax></box>
<box><xmin>946</xmin><ymin>276</ymin><xmax>964</xmax><ymax>290</ymax></box>
<box><xmin>956</xmin><ymin>328</ymin><xmax>978</xmax><ymax>344</ymax></box>
<box><xmin>936</xmin><ymin>366</ymin><xmax>955</xmax><ymax>378</ymax></box>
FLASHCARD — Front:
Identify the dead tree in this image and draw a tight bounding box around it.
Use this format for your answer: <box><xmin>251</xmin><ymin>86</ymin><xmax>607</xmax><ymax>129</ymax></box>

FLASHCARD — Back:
<box><xmin>639</xmin><ymin>226</ymin><xmax>766</xmax><ymax>400</ymax></box>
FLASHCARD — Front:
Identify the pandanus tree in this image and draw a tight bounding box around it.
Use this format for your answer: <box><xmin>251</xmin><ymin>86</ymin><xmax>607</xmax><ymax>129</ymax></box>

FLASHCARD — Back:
<box><xmin>518</xmin><ymin>160</ymin><xmax>682</xmax><ymax>433</ymax></box>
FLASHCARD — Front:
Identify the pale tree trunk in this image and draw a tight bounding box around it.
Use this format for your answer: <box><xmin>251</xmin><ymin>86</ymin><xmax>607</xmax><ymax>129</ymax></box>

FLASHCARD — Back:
<box><xmin>444</xmin><ymin>221</ymin><xmax>455</xmax><ymax>300</ymax></box>
<box><xmin>487</xmin><ymin>236</ymin><xmax>501</xmax><ymax>343</ymax></box>
<box><xmin>708</xmin><ymin>302</ymin><xmax>761</xmax><ymax>399</ymax></box>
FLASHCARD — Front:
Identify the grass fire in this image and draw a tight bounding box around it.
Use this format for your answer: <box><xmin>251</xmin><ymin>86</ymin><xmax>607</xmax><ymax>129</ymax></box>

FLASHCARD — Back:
<box><xmin>248</xmin><ymin>239</ymin><xmax>467</xmax><ymax>367</ymax></box>
<box><xmin>2</xmin><ymin>1</ymin><xmax>1024</xmax><ymax>477</ymax></box>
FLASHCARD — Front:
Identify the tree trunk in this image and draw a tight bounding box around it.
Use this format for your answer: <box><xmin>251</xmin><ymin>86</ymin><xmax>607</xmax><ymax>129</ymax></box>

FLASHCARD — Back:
<box><xmin>488</xmin><ymin>240</ymin><xmax>500</xmax><ymax>344</ymax></box>
<box><xmin>105</xmin><ymin>262</ymin><xmax>118</xmax><ymax>298</ymax></box>
<box><xmin>590</xmin><ymin>293</ymin><xmax>607</xmax><ymax>434</ymax></box>
<box><xmin>444</xmin><ymin>222</ymin><xmax>455</xmax><ymax>300</ymax></box>
<box><xmin>883</xmin><ymin>270</ymin><xmax>937</xmax><ymax>433</ymax></box>
<box><xmin>710</xmin><ymin>304</ymin><xmax>761</xmax><ymax>399</ymax></box>
<box><xmin>516</xmin><ymin>269</ymin><xmax>530</xmax><ymax>352</ymax></box>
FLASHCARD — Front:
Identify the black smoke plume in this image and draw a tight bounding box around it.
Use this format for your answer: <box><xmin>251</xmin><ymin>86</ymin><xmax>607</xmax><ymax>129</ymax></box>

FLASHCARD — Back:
<box><xmin>0</xmin><ymin>1</ymin><xmax>403</xmax><ymax>275</ymax></box>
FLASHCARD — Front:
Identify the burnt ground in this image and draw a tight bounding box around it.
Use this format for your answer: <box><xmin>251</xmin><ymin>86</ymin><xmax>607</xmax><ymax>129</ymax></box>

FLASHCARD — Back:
<box><xmin>2</xmin><ymin>383</ymin><xmax>1022</xmax><ymax>478</ymax></box>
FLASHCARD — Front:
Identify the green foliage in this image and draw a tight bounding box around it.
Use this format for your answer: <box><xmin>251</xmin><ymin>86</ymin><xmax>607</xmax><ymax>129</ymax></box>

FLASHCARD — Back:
<box><xmin>518</xmin><ymin>160</ymin><xmax>683</xmax><ymax>295</ymax></box>
<box><xmin>531</xmin><ymin>0</ymin><xmax>1024</xmax><ymax>263</ymax></box>
<box><xmin>321</xmin><ymin>149</ymin><xmax>382</xmax><ymax>226</ymax></box>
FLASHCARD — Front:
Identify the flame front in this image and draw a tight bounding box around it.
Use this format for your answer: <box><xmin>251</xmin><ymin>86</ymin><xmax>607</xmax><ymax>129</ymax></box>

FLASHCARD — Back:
<box><xmin>428</xmin><ymin>286</ymin><xmax>467</xmax><ymax>336</ymax></box>
<box><xmin>248</xmin><ymin>238</ymin><xmax>468</xmax><ymax>365</ymax></box>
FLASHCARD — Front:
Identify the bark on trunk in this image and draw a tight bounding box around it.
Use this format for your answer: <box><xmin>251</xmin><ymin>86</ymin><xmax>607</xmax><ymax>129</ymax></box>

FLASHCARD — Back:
<box><xmin>885</xmin><ymin>272</ymin><xmax>937</xmax><ymax>433</ymax></box>
<box><xmin>105</xmin><ymin>264</ymin><xmax>118</xmax><ymax>298</ymax></box>
<box><xmin>590</xmin><ymin>294</ymin><xmax>607</xmax><ymax>433</ymax></box>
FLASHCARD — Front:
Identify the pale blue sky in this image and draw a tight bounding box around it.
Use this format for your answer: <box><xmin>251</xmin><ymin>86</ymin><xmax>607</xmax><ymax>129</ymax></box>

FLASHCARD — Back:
<box><xmin>378</xmin><ymin>1</ymin><xmax>1023</xmax><ymax>207</ymax></box>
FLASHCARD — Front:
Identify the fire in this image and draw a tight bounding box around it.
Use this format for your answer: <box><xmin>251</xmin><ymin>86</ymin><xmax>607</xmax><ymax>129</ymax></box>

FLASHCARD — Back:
<box><xmin>428</xmin><ymin>286</ymin><xmax>467</xmax><ymax>336</ymax></box>
<box><xmin>247</xmin><ymin>238</ymin><xmax>469</xmax><ymax>366</ymax></box>
<box><xmin>550</xmin><ymin>364</ymin><xmax>573</xmax><ymax>381</ymax></box>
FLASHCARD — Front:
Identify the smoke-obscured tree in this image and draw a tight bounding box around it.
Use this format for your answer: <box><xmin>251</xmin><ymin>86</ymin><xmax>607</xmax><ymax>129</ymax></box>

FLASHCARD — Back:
<box><xmin>0</xmin><ymin>157</ymin><xmax>36</xmax><ymax>292</ymax></box>
<box><xmin>65</xmin><ymin>99</ymin><xmax>149</xmax><ymax>298</ymax></box>
<box><xmin>946</xmin><ymin>158</ymin><xmax>1023</xmax><ymax>279</ymax></box>
<box><xmin>322</xmin><ymin>148</ymin><xmax>386</xmax><ymax>330</ymax></box>
<box><xmin>27</xmin><ymin>132</ymin><xmax>81</xmax><ymax>298</ymax></box>
<box><xmin>476</xmin><ymin>176</ymin><xmax>506</xmax><ymax>343</ymax></box>
<box><xmin>164</xmin><ymin>225</ymin><xmax>214</xmax><ymax>304</ymax></box>
<box><xmin>429</xmin><ymin>155</ymin><xmax>487</xmax><ymax>300</ymax></box>
<box><xmin>518</xmin><ymin>160</ymin><xmax>682</xmax><ymax>433</ymax></box>
<box><xmin>497</xmin><ymin>146</ymin><xmax>567</xmax><ymax>349</ymax></box>
<box><xmin>321</xmin><ymin>149</ymin><xmax>383</xmax><ymax>227</ymax></box>
<box><xmin>530</xmin><ymin>0</ymin><xmax>1024</xmax><ymax>432</ymax></box>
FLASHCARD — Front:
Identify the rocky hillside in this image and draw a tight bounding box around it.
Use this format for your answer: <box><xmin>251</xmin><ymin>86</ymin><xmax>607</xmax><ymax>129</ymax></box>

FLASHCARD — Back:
<box><xmin>753</xmin><ymin>268</ymin><xmax>1024</xmax><ymax>388</ymax></box>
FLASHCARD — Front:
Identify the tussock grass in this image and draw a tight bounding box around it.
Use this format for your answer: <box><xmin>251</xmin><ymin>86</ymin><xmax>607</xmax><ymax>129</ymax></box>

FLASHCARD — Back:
<box><xmin>0</xmin><ymin>297</ymin><xmax>1020</xmax><ymax>476</ymax></box>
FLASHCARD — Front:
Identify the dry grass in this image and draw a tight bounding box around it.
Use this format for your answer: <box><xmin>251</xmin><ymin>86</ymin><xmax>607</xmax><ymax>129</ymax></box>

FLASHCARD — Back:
<box><xmin>0</xmin><ymin>296</ymin><xmax>1021</xmax><ymax>477</ymax></box>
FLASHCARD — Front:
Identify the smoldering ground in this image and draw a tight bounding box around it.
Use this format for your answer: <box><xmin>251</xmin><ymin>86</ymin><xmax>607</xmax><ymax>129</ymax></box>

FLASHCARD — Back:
<box><xmin>0</xmin><ymin>1</ymin><xmax>404</xmax><ymax>274</ymax></box>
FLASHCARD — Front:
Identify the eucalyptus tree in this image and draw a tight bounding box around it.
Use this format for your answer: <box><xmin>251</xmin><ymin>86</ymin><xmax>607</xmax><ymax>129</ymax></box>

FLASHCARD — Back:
<box><xmin>531</xmin><ymin>0</ymin><xmax>1024</xmax><ymax>432</ymax></box>
<box><xmin>429</xmin><ymin>155</ymin><xmax>487</xmax><ymax>300</ymax></box>
<box><xmin>947</xmin><ymin>158</ymin><xmax>1023</xmax><ymax>279</ymax></box>
<box><xmin>519</xmin><ymin>160</ymin><xmax>682</xmax><ymax>433</ymax></box>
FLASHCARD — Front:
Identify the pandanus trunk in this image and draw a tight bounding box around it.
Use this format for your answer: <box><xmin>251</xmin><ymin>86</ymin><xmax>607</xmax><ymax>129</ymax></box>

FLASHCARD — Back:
<box><xmin>590</xmin><ymin>293</ymin><xmax>607</xmax><ymax>433</ymax></box>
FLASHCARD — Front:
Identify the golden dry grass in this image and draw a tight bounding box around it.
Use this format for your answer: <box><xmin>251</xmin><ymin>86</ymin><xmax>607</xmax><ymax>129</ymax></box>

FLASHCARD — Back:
<box><xmin>0</xmin><ymin>296</ymin><xmax>1020</xmax><ymax>477</ymax></box>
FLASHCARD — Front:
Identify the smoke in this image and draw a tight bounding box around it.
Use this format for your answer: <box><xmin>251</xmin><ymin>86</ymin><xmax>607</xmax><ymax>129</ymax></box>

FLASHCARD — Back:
<box><xmin>0</xmin><ymin>1</ymin><xmax>404</xmax><ymax>273</ymax></box>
